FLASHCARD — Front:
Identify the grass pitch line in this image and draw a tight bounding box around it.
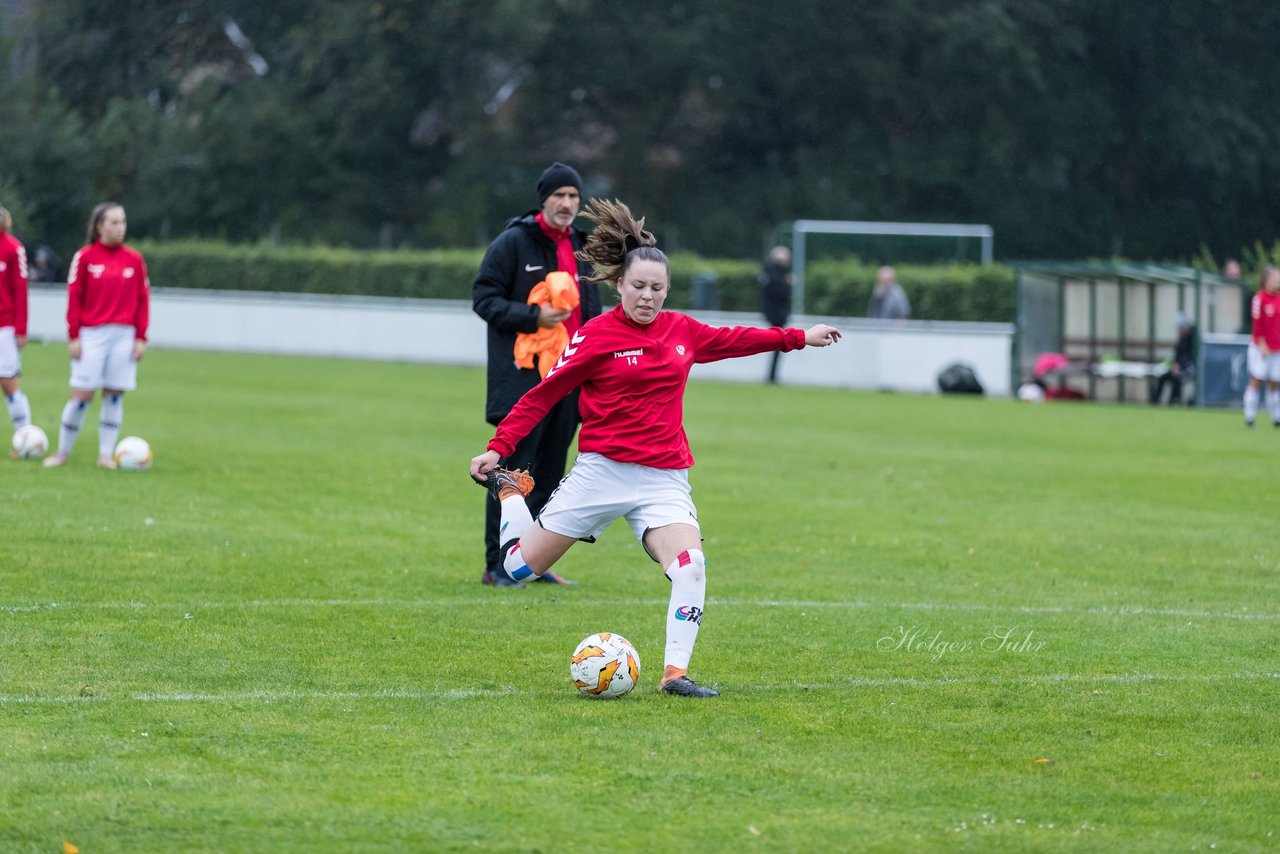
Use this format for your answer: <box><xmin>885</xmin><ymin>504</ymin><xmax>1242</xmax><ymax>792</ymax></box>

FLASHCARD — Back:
<box><xmin>1</xmin><ymin>671</ymin><xmax>1276</xmax><ymax>706</ymax></box>
<box><xmin>3</xmin><ymin>598</ymin><xmax>1275</xmax><ymax>622</ymax></box>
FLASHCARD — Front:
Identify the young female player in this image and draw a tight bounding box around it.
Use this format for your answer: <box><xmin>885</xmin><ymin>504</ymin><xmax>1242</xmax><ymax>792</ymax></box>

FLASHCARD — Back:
<box><xmin>44</xmin><ymin>202</ymin><xmax>150</xmax><ymax>468</ymax></box>
<box><xmin>0</xmin><ymin>205</ymin><xmax>35</xmax><ymax>443</ymax></box>
<box><xmin>1244</xmin><ymin>265</ymin><xmax>1280</xmax><ymax>428</ymax></box>
<box><xmin>469</xmin><ymin>199</ymin><xmax>841</xmax><ymax>697</ymax></box>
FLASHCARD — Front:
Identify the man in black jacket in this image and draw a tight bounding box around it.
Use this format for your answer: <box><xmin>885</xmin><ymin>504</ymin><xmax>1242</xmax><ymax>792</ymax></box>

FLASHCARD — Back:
<box><xmin>472</xmin><ymin>162</ymin><xmax>602</xmax><ymax>586</ymax></box>
<box><xmin>759</xmin><ymin>246</ymin><xmax>793</xmax><ymax>383</ymax></box>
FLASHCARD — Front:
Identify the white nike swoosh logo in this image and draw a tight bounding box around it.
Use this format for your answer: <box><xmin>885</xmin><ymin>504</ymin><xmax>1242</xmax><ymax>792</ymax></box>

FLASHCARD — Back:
<box><xmin>525</xmin><ymin>264</ymin><xmax>543</xmax><ymax>272</ymax></box>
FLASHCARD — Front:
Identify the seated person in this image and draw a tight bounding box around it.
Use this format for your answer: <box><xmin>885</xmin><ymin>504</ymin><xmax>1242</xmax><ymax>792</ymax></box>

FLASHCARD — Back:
<box><xmin>1151</xmin><ymin>313</ymin><xmax>1196</xmax><ymax>405</ymax></box>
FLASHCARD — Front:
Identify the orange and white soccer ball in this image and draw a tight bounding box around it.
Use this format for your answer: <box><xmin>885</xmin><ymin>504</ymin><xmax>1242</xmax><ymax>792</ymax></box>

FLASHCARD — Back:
<box><xmin>570</xmin><ymin>632</ymin><xmax>641</xmax><ymax>699</ymax></box>
<box><xmin>113</xmin><ymin>436</ymin><xmax>153</xmax><ymax>471</ymax></box>
<box><xmin>11</xmin><ymin>425</ymin><xmax>49</xmax><ymax>460</ymax></box>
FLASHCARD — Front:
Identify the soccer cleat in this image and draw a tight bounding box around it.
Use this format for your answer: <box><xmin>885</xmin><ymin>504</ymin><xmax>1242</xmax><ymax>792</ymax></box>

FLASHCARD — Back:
<box><xmin>98</xmin><ymin>456</ymin><xmax>118</xmax><ymax>470</ymax></box>
<box><xmin>1246</xmin><ymin>419</ymin><xmax>1255</xmax><ymax>429</ymax></box>
<box><xmin>482</xmin><ymin>569</ymin><xmax>525</xmax><ymax>588</ymax></box>
<box><xmin>474</xmin><ymin>466</ymin><xmax>535</xmax><ymax>501</ymax></box>
<box><xmin>659</xmin><ymin>674</ymin><xmax>720</xmax><ymax>698</ymax></box>
<box><xmin>42</xmin><ymin>453</ymin><xmax>69</xmax><ymax>468</ymax></box>
<box><xmin>534</xmin><ymin>569</ymin><xmax>575</xmax><ymax>585</ymax></box>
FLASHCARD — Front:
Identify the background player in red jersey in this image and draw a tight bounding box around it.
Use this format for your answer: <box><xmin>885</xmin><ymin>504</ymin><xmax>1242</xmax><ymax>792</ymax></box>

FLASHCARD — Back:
<box><xmin>1244</xmin><ymin>265</ymin><xmax>1280</xmax><ymax>428</ymax></box>
<box><xmin>469</xmin><ymin>199</ymin><xmax>841</xmax><ymax>698</ymax></box>
<box><xmin>0</xmin><ymin>205</ymin><xmax>36</xmax><ymax>443</ymax></box>
<box><xmin>44</xmin><ymin>202</ymin><xmax>150</xmax><ymax>469</ymax></box>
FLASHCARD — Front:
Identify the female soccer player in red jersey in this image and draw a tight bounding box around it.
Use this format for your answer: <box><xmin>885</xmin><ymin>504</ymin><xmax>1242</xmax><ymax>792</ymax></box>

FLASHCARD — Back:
<box><xmin>469</xmin><ymin>199</ymin><xmax>841</xmax><ymax>697</ymax></box>
<box><xmin>0</xmin><ymin>205</ymin><xmax>36</xmax><ymax>444</ymax></box>
<box><xmin>1244</xmin><ymin>265</ymin><xmax>1280</xmax><ymax>428</ymax></box>
<box><xmin>44</xmin><ymin>202</ymin><xmax>150</xmax><ymax>469</ymax></box>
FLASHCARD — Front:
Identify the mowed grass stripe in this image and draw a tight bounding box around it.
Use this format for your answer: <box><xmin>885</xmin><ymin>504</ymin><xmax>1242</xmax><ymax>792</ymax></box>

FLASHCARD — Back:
<box><xmin>3</xmin><ymin>670</ymin><xmax>1277</xmax><ymax>705</ymax></box>
<box><xmin>4</xmin><ymin>597</ymin><xmax>1275</xmax><ymax>620</ymax></box>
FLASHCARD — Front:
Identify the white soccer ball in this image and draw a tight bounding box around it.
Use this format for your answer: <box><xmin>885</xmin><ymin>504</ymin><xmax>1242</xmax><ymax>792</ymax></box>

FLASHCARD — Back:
<box><xmin>11</xmin><ymin>425</ymin><xmax>49</xmax><ymax>460</ymax></box>
<box><xmin>114</xmin><ymin>436</ymin><xmax>153</xmax><ymax>471</ymax></box>
<box><xmin>570</xmin><ymin>632</ymin><xmax>641</xmax><ymax>699</ymax></box>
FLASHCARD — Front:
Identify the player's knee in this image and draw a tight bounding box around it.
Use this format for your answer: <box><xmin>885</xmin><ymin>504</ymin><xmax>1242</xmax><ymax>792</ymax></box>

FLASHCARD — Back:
<box><xmin>668</xmin><ymin>548</ymin><xmax>705</xmax><ymax>584</ymax></box>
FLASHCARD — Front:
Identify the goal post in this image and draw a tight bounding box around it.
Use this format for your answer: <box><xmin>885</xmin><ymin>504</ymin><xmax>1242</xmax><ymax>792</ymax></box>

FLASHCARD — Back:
<box><xmin>784</xmin><ymin>219</ymin><xmax>995</xmax><ymax>315</ymax></box>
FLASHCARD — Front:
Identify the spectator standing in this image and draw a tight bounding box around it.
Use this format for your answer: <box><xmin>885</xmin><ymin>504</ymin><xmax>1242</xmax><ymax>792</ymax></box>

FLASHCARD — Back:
<box><xmin>758</xmin><ymin>245</ymin><xmax>792</xmax><ymax>383</ymax></box>
<box><xmin>867</xmin><ymin>265</ymin><xmax>911</xmax><ymax>321</ymax></box>
<box><xmin>471</xmin><ymin>162</ymin><xmax>602</xmax><ymax>587</ymax></box>
<box><xmin>0</xmin><ymin>205</ymin><xmax>34</xmax><ymax>439</ymax></box>
<box><xmin>31</xmin><ymin>246</ymin><xmax>63</xmax><ymax>283</ymax></box>
<box><xmin>44</xmin><ymin>202</ymin><xmax>150</xmax><ymax>469</ymax></box>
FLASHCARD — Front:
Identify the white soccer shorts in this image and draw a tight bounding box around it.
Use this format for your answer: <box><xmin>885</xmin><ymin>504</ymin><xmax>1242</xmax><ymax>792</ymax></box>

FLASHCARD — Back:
<box><xmin>71</xmin><ymin>324</ymin><xmax>138</xmax><ymax>390</ymax></box>
<box><xmin>1247</xmin><ymin>343</ymin><xmax>1280</xmax><ymax>382</ymax></box>
<box><xmin>0</xmin><ymin>327</ymin><xmax>19</xmax><ymax>377</ymax></box>
<box><xmin>537</xmin><ymin>452</ymin><xmax>701</xmax><ymax>552</ymax></box>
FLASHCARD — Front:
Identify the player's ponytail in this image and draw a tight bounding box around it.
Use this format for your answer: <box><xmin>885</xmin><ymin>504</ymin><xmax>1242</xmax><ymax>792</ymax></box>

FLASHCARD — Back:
<box><xmin>0</xmin><ymin>205</ymin><xmax>11</xmax><ymax>233</ymax></box>
<box><xmin>576</xmin><ymin>198</ymin><xmax>668</xmax><ymax>286</ymax></box>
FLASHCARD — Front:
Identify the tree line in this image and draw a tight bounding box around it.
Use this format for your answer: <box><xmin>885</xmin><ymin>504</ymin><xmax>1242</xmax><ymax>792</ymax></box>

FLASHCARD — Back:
<box><xmin>2</xmin><ymin>0</ymin><xmax>1277</xmax><ymax>265</ymax></box>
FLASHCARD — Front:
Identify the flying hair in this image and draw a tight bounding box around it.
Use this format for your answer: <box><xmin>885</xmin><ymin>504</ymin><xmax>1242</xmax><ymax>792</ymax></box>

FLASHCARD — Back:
<box><xmin>575</xmin><ymin>198</ymin><xmax>667</xmax><ymax>285</ymax></box>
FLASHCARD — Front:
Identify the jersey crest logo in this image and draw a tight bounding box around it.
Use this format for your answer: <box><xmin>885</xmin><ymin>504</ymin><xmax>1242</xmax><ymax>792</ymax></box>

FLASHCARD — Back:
<box><xmin>547</xmin><ymin>329</ymin><xmax>587</xmax><ymax>377</ymax></box>
<box><xmin>676</xmin><ymin>345</ymin><xmax>686</xmax><ymax>355</ymax></box>
<box><xmin>123</xmin><ymin>268</ymin><xmax>135</xmax><ymax>278</ymax></box>
<box><xmin>0</xmin><ymin>262</ymin><xmax>5</xmax><ymax>272</ymax></box>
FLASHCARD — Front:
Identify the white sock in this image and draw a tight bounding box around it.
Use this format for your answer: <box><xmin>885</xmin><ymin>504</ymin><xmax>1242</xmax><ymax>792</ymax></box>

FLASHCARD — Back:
<box><xmin>499</xmin><ymin>495</ymin><xmax>537</xmax><ymax>582</ymax></box>
<box><xmin>99</xmin><ymin>393</ymin><xmax>123</xmax><ymax>459</ymax></box>
<box><xmin>663</xmin><ymin>549</ymin><xmax>707</xmax><ymax>673</ymax></box>
<box><xmin>1268</xmin><ymin>389</ymin><xmax>1280</xmax><ymax>424</ymax></box>
<box><xmin>6</xmin><ymin>391</ymin><xmax>31</xmax><ymax>429</ymax></box>
<box><xmin>58</xmin><ymin>399</ymin><xmax>89</xmax><ymax>456</ymax></box>
<box><xmin>1244</xmin><ymin>386</ymin><xmax>1260</xmax><ymax>423</ymax></box>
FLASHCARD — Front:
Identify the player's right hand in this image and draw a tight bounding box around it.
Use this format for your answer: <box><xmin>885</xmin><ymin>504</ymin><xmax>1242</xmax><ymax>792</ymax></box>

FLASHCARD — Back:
<box><xmin>470</xmin><ymin>450</ymin><xmax>501</xmax><ymax>483</ymax></box>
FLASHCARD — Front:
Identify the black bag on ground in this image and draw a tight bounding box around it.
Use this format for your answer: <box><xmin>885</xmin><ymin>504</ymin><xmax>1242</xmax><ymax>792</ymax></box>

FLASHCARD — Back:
<box><xmin>937</xmin><ymin>362</ymin><xmax>984</xmax><ymax>395</ymax></box>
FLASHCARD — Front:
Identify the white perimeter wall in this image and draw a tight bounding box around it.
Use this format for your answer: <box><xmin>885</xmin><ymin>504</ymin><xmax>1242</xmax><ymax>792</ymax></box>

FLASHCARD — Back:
<box><xmin>27</xmin><ymin>285</ymin><xmax>1014</xmax><ymax>396</ymax></box>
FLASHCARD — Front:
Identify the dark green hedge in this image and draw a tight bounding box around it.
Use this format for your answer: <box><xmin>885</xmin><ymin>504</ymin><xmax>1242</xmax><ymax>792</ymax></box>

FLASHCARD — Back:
<box><xmin>136</xmin><ymin>240</ymin><xmax>1015</xmax><ymax>322</ymax></box>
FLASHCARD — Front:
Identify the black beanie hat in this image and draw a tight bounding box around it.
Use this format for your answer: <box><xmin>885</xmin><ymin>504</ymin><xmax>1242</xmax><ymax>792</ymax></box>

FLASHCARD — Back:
<box><xmin>537</xmin><ymin>162</ymin><xmax>582</xmax><ymax>204</ymax></box>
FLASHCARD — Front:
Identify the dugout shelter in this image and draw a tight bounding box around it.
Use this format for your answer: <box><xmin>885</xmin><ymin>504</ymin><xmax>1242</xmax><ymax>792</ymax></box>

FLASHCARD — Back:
<box><xmin>1013</xmin><ymin>262</ymin><xmax>1250</xmax><ymax>406</ymax></box>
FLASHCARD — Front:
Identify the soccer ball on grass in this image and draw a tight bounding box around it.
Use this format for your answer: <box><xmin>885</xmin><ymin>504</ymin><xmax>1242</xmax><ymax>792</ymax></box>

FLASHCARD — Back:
<box><xmin>114</xmin><ymin>436</ymin><xmax>153</xmax><ymax>471</ymax></box>
<box><xmin>570</xmin><ymin>632</ymin><xmax>641</xmax><ymax>699</ymax></box>
<box><xmin>11</xmin><ymin>425</ymin><xmax>49</xmax><ymax>460</ymax></box>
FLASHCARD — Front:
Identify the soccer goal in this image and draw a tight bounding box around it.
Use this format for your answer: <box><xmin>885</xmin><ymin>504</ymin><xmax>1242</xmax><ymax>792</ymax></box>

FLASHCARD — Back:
<box><xmin>779</xmin><ymin>219</ymin><xmax>995</xmax><ymax>314</ymax></box>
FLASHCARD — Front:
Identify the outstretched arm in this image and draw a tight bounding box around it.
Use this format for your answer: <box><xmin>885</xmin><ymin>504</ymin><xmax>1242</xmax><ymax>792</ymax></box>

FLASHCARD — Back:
<box><xmin>804</xmin><ymin>324</ymin><xmax>842</xmax><ymax>347</ymax></box>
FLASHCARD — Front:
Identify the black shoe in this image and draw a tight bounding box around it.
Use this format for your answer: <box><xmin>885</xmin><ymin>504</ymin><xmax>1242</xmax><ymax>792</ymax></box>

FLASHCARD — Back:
<box><xmin>534</xmin><ymin>570</ymin><xmax>575</xmax><ymax>585</ymax></box>
<box><xmin>1246</xmin><ymin>419</ymin><xmax>1256</xmax><ymax>429</ymax></box>
<box><xmin>482</xmin><ymin>569</ymin><xmax>525</xmax><ymax>588</ymax></box>
<box><xmin>473</xmin><ymin>467</ymin><xmax>535</xmax><ymax>502</ymax></box>
<box><xmin>659</xmin><ymin>675</ymin><xmax>719</xmax><ymax>698</ymax></box>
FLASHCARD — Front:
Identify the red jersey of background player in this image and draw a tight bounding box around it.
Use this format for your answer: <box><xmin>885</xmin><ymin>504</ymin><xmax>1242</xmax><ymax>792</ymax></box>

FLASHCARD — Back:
<box><xmin>489</xmin><ymin>305</ymin><xmax>806</xmax><ymax>469</ymax></box>
<box><xmin>0</xmin><ymin>231</ymin><xmax>28</xmax><ymax>336</ymax></box>
<box><xmin>1251</xmin><ymin>289</ymin><xmax>1280</xmax><ymax>350</ymax></box>
<box><xmin>67</xmin><ymin>240</ymin><xmax>150</xmax><ymax>341</ymax></box>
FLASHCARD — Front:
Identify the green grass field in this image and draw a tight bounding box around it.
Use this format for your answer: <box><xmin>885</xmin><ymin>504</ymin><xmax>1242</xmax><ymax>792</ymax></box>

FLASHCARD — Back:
<box><xmin>2</xmin><ymin>341</ymin><xmax>1277</xmax><ymax>852</ymax></box>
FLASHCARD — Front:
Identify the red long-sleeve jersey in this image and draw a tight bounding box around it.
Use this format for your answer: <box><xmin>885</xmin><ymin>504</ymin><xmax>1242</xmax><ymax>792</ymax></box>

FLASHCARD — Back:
<box><xmin>67</xmin><ymin>241</ymin><xmax>150</xmax><ymax>341</ymax></box>
<box><xmin>1251</xmin><ymin>290</ymin><xmax>1280</xmax><ymax>350</ymax></box>
<box><xmin>0</xmin><ymin>232</ymin><xmax>28</xmax><ymax>336</ymax></box>
<box><xmin>489</xmin><ymin>305</ymin><xmax>806</xmax><ymax>469</ymax></box>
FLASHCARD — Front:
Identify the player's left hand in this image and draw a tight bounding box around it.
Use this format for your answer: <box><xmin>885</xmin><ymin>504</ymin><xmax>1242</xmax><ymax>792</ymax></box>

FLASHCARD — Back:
<box><xmin>15</xmin><ymin>334</ymin><xmax>26</xmax><ymax>349</ymax></box>
<box><xmin>804</xmin><ymin>324</ymin><xmax>842</xmax><ymax>347</ymax></box>
<box><xmin>470</xmin><ymin>449</ymin><xmax>501</xmax><ymax>483</ymax></box>
<box><xmin>133</xmin><ymin>340</ymin><xmax>147</xmax><ymax>361</ymax></box>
